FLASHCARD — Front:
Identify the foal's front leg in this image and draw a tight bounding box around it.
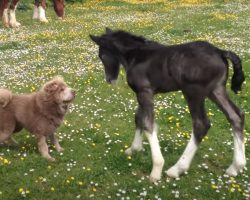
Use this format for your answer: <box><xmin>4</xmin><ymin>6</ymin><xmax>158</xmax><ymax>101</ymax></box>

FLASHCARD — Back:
<box><xmin>125</xmin><ymin>107</ymin><xmax>143</xmax><ymax>155</ymax></box>
<box><xmin>136</xmin><ymin>90</ymin><xmax>165</xmax><ymax>182</ymax></box>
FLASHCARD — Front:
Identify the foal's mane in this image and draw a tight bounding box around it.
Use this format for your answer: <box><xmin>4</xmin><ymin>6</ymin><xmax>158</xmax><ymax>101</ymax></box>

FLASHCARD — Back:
<box><xmin>109</xmin><ymin>30</ymin><xmax>156</xmax><ymax>46</ymax></box>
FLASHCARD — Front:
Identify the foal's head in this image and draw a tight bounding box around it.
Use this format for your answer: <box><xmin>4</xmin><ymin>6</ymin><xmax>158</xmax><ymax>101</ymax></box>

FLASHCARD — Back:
<box><xmin>90</xmin><ymin>28</ymin><xmax>147</xmax><ymax>84</ymax></box>
<box><xmin>90</xmin><ymin>28</ymin><xmax>120</xmax><ymax>84</ymax></box>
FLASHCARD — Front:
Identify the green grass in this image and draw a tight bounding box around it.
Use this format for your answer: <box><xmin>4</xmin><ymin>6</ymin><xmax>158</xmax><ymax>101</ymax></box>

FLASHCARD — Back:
<box><xmin>0</xmin><ymin>0</ymin><xmax>250</xmax><ymax>199</ymax></box>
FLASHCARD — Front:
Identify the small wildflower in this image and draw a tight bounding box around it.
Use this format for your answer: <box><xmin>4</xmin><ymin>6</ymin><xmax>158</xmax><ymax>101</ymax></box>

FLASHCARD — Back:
<box><xmin>78</xmin><ymin>181</ymin><xmax>84</xmax><ymax>186</ymax></box>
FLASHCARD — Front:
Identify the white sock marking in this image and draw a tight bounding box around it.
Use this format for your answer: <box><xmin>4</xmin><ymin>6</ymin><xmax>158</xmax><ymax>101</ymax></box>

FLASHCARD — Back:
<box><xmin>167</xmin><ymin>132</ymin><xmax>198</xmax><ymax>178</ymax></box>
<box><xmin>38</xmin><ymin>6</ymin><xmax>48</xmax><ymax>22</ymax></box>
<box><xmin>145</xmin><ymin>125</ymin><xmax>164</xmax><ymax>182</ymax></box>
<box><xmin>226</xmin><ymin>132</ymin><xmax>246</xmax><ymax>176</ymax></box>
<box><xmin>32</xmin><ymin>6</ymin><xmax>39</xmax><ymax>19</ymax></box>
<box><xmin>9</xmin><ymin>6</ymin><xmax>20</xmax><ymax>27</ymax></box>
<box><xmin>125</xmin><ymin>129</ymin><xmax>143</xmax><ymax>155</ymax></box>
<box><xmin>2</xmin><ymin>9</ymin><xmax>9</xmax><ymax>26</ymax></box>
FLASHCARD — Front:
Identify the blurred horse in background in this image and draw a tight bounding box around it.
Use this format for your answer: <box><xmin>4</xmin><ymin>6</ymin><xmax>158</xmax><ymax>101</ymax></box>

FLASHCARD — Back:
<box><xmin>0</xmin><ymin>0</ymin><xmax>64</xmax><ymax>28</ymax></box>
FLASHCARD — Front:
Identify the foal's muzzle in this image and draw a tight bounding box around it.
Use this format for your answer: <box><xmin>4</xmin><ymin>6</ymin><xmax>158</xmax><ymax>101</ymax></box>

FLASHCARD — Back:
<box><xmin>106</xmin><ymin>77</ymin><xmax>117</xmax><ymax>85</ymax></box>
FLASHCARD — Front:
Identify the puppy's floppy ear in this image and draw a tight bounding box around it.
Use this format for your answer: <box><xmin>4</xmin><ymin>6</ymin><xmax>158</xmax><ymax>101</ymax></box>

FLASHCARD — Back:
<box><xmin>43</xmin><ymin>81</ymin><xmax>58</xmax><ymax>94</ymax></box>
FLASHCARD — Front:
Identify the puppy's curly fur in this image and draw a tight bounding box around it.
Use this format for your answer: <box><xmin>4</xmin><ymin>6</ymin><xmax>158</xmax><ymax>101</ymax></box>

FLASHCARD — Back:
<box><xmin>0</xmin><ymin>77</ymin><xmax>75</xmax><ymax>161</ymax></box>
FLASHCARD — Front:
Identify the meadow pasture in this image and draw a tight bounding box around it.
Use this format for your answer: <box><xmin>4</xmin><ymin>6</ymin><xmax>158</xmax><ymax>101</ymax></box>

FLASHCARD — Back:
<box><xmin>0</xmin><ymin>0</ymin><xmax>249</xmax><ymax>199</ymax></box>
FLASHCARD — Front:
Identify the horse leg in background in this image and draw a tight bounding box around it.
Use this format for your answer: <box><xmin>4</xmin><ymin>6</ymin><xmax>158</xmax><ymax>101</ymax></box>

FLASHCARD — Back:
<box><xmin>9</xmin><ymin>0</ymin><xmax>21</xmax><ymax>28</ymax></box>
<box><xmin>0</xmin><ymin>0</ymin><xmax>9</xmax><ymax>27</ymax></box>
<box><xmin>33</xmin><ymin>0</ymin><xmax>39</xmax><ymax>19</ymax></box>
<box><xmin>125</xmin><ymin>106</ymin><xmax>144</xmax><ymax>155</ymax></box>
<box><xmin>53</xmin><ymin>0</ymin><xmax>64</xmax><ymax>19</ymax></box>
<box><xmin>136</xmin><ymin>90</ymin><xmax>165</xmax><ymax>182</ymax></box>
<box><xmin>209</xmin><ymin>85</ymin><xmax>246</xmax><ymax>176</ymax></box>
<box><xmin>167</xmin><ymin>90</ymin><xmax>210</xmax><ymax>178</ymax></box>
<box><xmin>33</xmin><ymin>0</ymin><xmax>48</xmax><ymax>22</ymax></box>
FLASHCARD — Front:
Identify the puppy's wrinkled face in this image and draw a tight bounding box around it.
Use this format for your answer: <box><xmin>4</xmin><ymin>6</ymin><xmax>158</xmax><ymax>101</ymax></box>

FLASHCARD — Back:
<box><xmin>43</xmin><ymin>77</ymin><xmax>75</xmax><ymax>104</ymax></box>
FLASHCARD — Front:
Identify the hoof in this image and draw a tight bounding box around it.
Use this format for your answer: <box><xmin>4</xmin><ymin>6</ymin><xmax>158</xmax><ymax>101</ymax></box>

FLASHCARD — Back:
<box><xmin>166</xmin><ymin>166</ymin><xmax>180</xmax><ymax>178</ymax></box>
<box><xmin>125</xmin><ymin>147</ymin><xmax>133</xmax><ymax>156</ymax></box>
<box><xmin>226</xmin><ymin>162</ymin><xmax>246</xmax><ymax>177</ymax></box>
<box><xmin>47</xmin><ymin>157</ymin><xmax>56</xmax><ymax>162</ymax></box>
<box><xmin>9</xmin><ymin>21</ymin><xmax>21</xmax><ymax>28</ymax></box>
<box><xmin>40</xmin><ymin>18</ymin><xmax>48</xmax><ymax>23</ymax></box>
<box><xmin>225</xmin><ymin>166</ymin><xmax>238</xmax><ymax>177</ymax></box>
<box><xmin>149</xmin><ymin>174</ymin><xmax>161</xmax><ymax>183</ymax></box>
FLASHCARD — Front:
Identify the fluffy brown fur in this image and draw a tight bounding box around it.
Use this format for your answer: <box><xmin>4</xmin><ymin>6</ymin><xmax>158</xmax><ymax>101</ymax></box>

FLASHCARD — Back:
<box><xmin>0</xmin><ymin>88</ymin><xmax>12</xmax><ymax>107</ymax></box>
<box><xmin>0</xmin><ymin>77</ymin><xmax>75</xmax><ymax>161</ymax></box>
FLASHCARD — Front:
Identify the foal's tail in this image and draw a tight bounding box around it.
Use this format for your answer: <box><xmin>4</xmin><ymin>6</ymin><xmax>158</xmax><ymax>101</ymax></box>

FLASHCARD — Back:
<box><xmin>222</xmin><ymin>50</ymin><xmax>245</xmax><ymax>94</ymax></box>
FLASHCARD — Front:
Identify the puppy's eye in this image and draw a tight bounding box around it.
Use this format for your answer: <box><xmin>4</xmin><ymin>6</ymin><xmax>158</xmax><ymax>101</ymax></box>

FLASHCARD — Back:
<box><xmin>60</xmin><ymin>88</ymin><xmax>65</xmax><ymax>92</ymax></box>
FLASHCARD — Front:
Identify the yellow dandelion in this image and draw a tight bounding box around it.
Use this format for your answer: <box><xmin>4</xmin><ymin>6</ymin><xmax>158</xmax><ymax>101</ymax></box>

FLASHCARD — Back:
<box><xmin>208</xmin><ymin>112</ymin><xmax>214</xmax><ymax>116</ymax></box>
<box><xmin>211</xmin><ymin>184</ymin><xmax>218</xmax><ymax>189</ymax></box>
<box><xmin>18</xmin><ymin>188</ymin><xmax>24</xmax><ymax>193</ymax></box>
<box><xmin>3</xmin><ymin>159</ymin><xmax>8</xmax><ymax>164</ymax></box>
<box><xmin>78</xmin><ymin>181</ymin><xmax>83</xmax><ymax>186</ymax></box>
<box><xmin>230</xmin><ymin>188</ymin><xmax>235</xmax><ymax>193</ymax></box>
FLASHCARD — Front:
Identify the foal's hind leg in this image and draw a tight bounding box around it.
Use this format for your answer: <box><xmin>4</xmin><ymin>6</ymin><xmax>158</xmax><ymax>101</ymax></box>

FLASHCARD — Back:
<box><xmin>167</xmin><ymin>93</ymin><xmax>210</xmax><ymax>178</ymax></box>
<box><xmin>209</xmin><ymin>86</ymin><xmax>246</xmax><ymax>176</ymax></box>
<box><xmin>125</xmin><ymin>106</ymin><xmax>143</xmax><ymax>155</ymax></box>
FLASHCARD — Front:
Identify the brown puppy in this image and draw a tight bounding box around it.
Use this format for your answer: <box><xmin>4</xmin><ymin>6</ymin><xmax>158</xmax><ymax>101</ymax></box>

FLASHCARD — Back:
<box><xmin>0</xmin><ymin>77</ymin><xmax>75</xmax><ymax>161</ymax></box>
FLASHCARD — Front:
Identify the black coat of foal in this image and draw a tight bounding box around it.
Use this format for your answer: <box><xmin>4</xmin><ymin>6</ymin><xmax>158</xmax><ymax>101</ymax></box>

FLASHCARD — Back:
<box><xmin>90</xmin><ymin>28</ymin><xmax>246</xmax><ymax>182</ymax></box>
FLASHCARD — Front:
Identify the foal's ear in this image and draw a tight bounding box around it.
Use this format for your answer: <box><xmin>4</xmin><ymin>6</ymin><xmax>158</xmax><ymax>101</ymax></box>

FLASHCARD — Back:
<box><xmin>105</xmin><ymin>27</ymin><xmax>113</xmax><ymax>34</ymax></box>
<box><xmin>89</xmin><ymin>35</ymin><xmax>102</xmax><ymax>45</ymax></box>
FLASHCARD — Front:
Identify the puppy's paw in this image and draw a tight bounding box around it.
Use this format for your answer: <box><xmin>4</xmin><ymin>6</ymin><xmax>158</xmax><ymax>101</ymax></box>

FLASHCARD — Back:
<box><xmin>56</xmin><ymin>146</ymin><xmax>64</xmax><ymax>152</ymax></box>
<box><xmin>47</xmin><ymin>157</ymin><xmax>56</xmax><ymax>162</ymax></box>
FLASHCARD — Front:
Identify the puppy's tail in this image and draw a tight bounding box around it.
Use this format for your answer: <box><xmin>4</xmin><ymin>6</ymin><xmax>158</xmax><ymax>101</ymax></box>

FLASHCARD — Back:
<box><xmin>0</xmin><ymin>89</ymin><xmax>13</xmax><ymax>108</ymax></box>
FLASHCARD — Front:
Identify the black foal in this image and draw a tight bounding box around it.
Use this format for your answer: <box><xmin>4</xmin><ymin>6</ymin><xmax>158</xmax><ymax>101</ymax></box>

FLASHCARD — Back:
<box><xmin>90</xmin><ymin>28</ymin><xmax>246</xmax><ymax>182</ymax></box>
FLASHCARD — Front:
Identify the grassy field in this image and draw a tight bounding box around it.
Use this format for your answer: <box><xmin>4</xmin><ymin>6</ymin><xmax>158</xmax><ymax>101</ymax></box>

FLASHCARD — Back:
<box><xmin>0</xmin><ymin>0</ymin><xmax>250</xmax><ymax>199</ymax></box>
